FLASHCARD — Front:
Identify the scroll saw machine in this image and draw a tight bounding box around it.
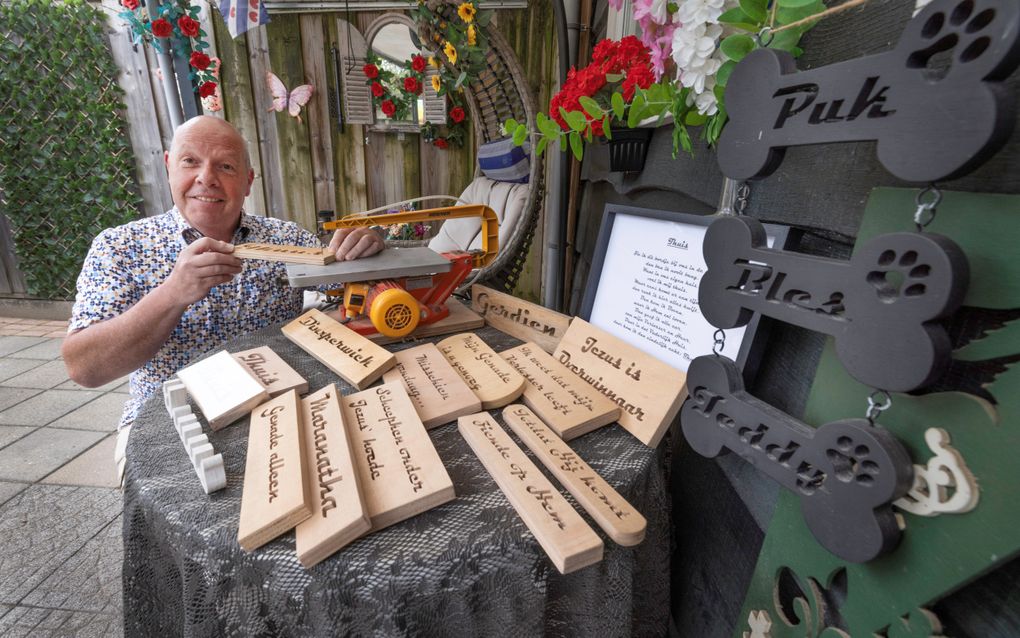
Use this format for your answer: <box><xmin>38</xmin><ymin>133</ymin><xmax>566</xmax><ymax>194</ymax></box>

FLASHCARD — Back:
<box><xmin>285</xmin><ymin>205</ymin><xmax>498</xmax><ymax>339</ymax></box>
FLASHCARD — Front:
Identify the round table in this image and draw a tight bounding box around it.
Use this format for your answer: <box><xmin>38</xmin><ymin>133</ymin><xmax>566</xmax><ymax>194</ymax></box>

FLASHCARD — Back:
<box><xmin>123</xmin><ymin>323</ymin><xmax>672</xmax><ymax>637</ymax></box>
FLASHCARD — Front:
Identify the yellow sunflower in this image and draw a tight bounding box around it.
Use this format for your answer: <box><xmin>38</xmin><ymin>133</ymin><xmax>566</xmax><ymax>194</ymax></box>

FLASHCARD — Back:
<box><xmin>429</xmin><ymin>55</ymin><xmax>440</xmax><ymax>69</ymax></box>
<box><xmin>431</xmin><ymin>74</ymin><xmax>442</xmax><ymax>93</ymax></box>
<box><xmin>457</xmin><ymin>2</ymin><xmax>476</xmax><ymax>23</ymax></box>
<box><xmin>467</xmin><ymin>24</ymin><xmax>476</xmax><ymax>46</ymax></box>
<box><xmin>444</xmin><ymin>41</ymin><xmax>458</xmax><ymax>65</ymax></box>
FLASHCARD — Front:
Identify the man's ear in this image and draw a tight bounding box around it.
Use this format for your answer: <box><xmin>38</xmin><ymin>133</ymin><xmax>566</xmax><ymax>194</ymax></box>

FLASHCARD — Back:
<box><xmin>164</xmin><ymin>150</ymin><xmax>171</xmax><ymax>172</ymax></box>
<box><xmin>246</xmin><ymin>167</ymin><xmax>255</xmax><ymax>196</ymax></box>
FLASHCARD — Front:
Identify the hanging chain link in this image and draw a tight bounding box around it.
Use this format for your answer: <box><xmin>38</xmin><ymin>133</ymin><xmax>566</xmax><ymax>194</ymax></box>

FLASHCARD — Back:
<box><xmin>914</xmin><ymin>184</ymin><xmax>942</xmax><ymax>232</ymax></box>
<box><xmin>734</xmin><ymin>181</ymin><xmax>751</xmax><ymax>216</ymax></box>
<box><xmin>865</xmin><ymin>389</ymin><xmax>892</xmax><ymax>425</ymax></box>
<box><xmin>712</xmin><ymin>329</ymin><xmax>727</xmax><ymax>355</ymax></box>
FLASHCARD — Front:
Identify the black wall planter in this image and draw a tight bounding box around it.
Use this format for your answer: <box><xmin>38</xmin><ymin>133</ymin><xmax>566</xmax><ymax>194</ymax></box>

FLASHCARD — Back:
<box><xmin>608</xmin><ymin>128</ymin><xmax>654</xmax><ymax>173</ymax></box>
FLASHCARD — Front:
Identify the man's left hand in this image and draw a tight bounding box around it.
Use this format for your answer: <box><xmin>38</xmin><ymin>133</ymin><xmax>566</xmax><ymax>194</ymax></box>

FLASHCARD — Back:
<box><xmin>329</xmin><ymin>227</ymin><xmax>385</xmax><ymax>261</ymax></box>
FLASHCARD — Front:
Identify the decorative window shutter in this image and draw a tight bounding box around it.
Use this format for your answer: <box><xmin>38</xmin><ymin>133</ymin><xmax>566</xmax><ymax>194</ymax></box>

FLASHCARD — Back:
<box><xmin>423</xmin><ymin>68</ymin><xmax>447</xmax><ymax>125</ymax></box>
<box><xmin>341</xmin><ymin>55</ymin><xmax>373</xmax><ymax>125</ymax></box>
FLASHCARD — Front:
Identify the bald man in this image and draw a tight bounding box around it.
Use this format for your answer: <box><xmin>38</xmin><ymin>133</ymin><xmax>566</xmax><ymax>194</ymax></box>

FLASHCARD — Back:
<box><xmin>63</xmin><ymin>116</ymin><xmax>382</xmax><ymax>438</ymax></box>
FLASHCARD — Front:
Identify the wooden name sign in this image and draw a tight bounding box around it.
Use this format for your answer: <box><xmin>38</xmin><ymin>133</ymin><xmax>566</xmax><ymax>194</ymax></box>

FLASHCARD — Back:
<box><xmin>555</xmin><ymin>318</ymin><xmax>686</xmax><ymax>448</ymax></box>
<box><xmin>382</xmin><ymin>343</ymin><xmax>481</xmax><ymax>429</ymax></box>
<box><xmin>295</xmin><ymin>385</ymin><xmax>371</xmax><ymax>567</ymax></box>
<box><xmin>717</xmin><ymin>0</ymin><xmax>1020</xmax><ymax>182</ymax></box>
<box><xmin>341</xmin><ymin>382</ymin><xmax>455</xmax><ymax>530</ymax></box>
<box><xmin>177</xmin><ymin>350</ymin><xmax>269</xmax><ymax>431</ymax></box>
<box><xmin>458</xmin><ymin>412</ymin><xmax>603</xmax><ymax>574</ymax></box>
<box><xmin>238</xmin><ymin>390</ymin><xmax>312</xmax><ymax>551</ymax></box>
<box><xmin>500</xmin><ymin>343</ymin><xmax>620</xmax><ymax>441</ymax></box>
<box><xmin>233</xmin><ymin>243</ymin><xmax>335</xmax><ymax>265</ymax></box>
<box><xmin>436</xmin><ymin>333</ymin><xmax>525</xmax><ymax>410</ymax></box>
<box><xmin>282</xmin><ymin>309</ymin><xmax>396</xmax><ymax>390</ymax></box>
<box><xmin>503</xmin><ymin>405</ymin><xmax>646</xmax><ymax>546</ymax></box>
<box><xmin>471</xmin><ymin>284</ymin><xmax>572</xmax><ymax>354</ymax></box>
<box><xmin>698</xmin><ymin>215</ymin><xmax>968</xmax><ymax>392</ymax></box>
<box><xmin>233</xmin><ymin>346</ymin><xmax>308</xmax><ymax>398</ymax></box>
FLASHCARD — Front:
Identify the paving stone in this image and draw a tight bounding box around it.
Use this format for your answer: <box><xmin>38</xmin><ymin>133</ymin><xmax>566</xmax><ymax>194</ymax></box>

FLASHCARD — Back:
<box><xmin>0</xmin><ymin>605</ymin><xmax>121</xmax><ymax>638</ymax></box>
<box><xmin>0</xmin><ymin>481</ymin><xmax>27</xmax><ymax>507</ymax></box>
<box><xmin>0</xmin><ymin>361</ymin><xmax>72</xmax><ymax>390</ymax></box>
<box><xmin>0</xmin><ymin>337</ymin><xmax>46</xmax><ymax>357</ymax></box>
<box><xmin>0</xmin><ymin>428</ymin><xmax>106</xmax><ymax>482</ymax></box>
<box><xmin>0</xmin><ymin>425</ymin><xmax>35</xmax><ymax>450</ymax></box>
<box><xmin>0</xmin><ymin>387</ymin><xmax>43</xmax><ymax>413</ymax></box>
<box><xmin>0</xmin><ymin>389</ymin><xmax>102</xmax><ymax>427</ymax></box>
<box><xmin>42</xmin><ymin>435</ymin><xmax>118</xmax><ymax>487</ymax></box>
<box><xmin>0</xmin><ymin>485</ymin><xmax>121</xmax><ymax>605</ymax></box>
<box><xmin>46</xmin><ymin>394</ymin><xmax>125</xmax><ymax>433</ymax></box>
<box><xmin>7</xmin><ymin>339</ymin><xmax>63</xmax><ymax>360</ymax></box>
<box><xmin>21</xmin><ymin>515</ymin><xmax>122</xmax><ymax>615</ymax></box>
<box><xmin>55</xmin><ymin>374</ymin><xmax>129</xmax><ymax>393</ymax></box>
<box><xmin>0</xmin><ymin>358</ymin><xmax>47</xmax><ymax>383</ymax></box>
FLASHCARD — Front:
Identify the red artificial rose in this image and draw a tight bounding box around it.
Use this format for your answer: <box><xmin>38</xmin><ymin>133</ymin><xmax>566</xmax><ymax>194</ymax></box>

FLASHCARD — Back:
<box><xmin>121</xmin><ymin>0</ymin><xmax>139</xmax><ymax>10</ymax></box>
<box><xmin>449</xmin><ymin>106</ymin><xmax>465</xmax><ymax>123</ymax></box>
<box><xmin>411</xmin><ymin>55</ymin><xmax>426</xmax><ymax>73</ymax></box>
<box><xmin>189</xmin><ymin>51</ymin><xmax>211</xmax><ymax>71</ymax></box>
<box><xmin>177</xmin><ymin>15</ymin><xmax>200</xmax><ymax>38</ymax></box>
<box><xmin>403</xmin><ymin>76</ymin><xmax>421</xmax><ymax>95</ymax></box>
<box><xmin>433</xmin><ymin>138</ymin><xmax>448</xmax><ymax>149</ymax></box>
<box><xmin>150</xmin><ymin>18</ymin><xmax>173</xmax><ymax>38</ymax></box>
<box><xmin>371</xmin><ymin>82</ymin><xmax>384</xmax><ymax>98</ymax></box>
<box><xmin>363</xmin><ymin>63</ymin><xmax>379</xmax><ymax>79</ymax></box>
<box><xmin>198</xmin><ymin>81</ymin><xmax>217</xmax><ymax>98</ymax></box>
<box><xmin>621</xmin><ymin>62</ymin><xmax>654</xmax><ymax>101</ymax></box>
<box><xmin>591</xmin><ymin>39</ymin><xmax>616</xmax><ymax>65</ymax></box>
<box><xmin>381</xmin><ymin>99</ymin><xmax>396</xmax><ymax>117</ymax></box>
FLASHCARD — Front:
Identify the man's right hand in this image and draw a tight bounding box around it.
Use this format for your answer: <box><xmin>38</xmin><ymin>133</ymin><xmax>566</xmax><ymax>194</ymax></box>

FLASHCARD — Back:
<box><xmin>163</xmin><ymin>237</ymin><xmax>243</xmax><ymax>306</ymax></box>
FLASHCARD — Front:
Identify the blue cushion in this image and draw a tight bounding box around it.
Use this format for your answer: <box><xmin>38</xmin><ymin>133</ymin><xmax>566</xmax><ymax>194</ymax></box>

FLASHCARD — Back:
<box><xmin>477</xmin><ymin>138</ymin><xmax>530</xmax><ymax>183</ymax></box>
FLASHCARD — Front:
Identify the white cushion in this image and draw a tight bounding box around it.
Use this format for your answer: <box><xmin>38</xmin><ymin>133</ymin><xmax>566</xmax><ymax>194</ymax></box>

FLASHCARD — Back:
<box><xmin>428</xmin><ymin>177</ymin><xmax>530</xmax><ymax>254</ymax></box>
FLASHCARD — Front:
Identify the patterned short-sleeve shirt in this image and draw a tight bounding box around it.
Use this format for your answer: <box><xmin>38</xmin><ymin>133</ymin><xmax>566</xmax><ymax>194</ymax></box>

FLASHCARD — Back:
<box><xmin>70</xmin><ymin>208</ymin><xmax>321</xmax><ymax>429</ymax></box>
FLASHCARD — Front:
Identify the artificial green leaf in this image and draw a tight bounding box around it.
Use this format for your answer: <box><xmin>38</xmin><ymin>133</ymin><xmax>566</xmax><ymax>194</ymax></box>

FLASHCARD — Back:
<box><xmin>716</xmin><ymin>60</ymin><xmax>737</xmax><ymax>88</ymax></box>
<box><xmin>767</xmin><ymin>27</ymin><xmax>805</xmax><ymax>53</ymax></box>
<box><xmin>537</xmin><ymin>112</ymin><xmax>562</xmax><ymax>138</ymax></box>
<box><xmin>717</xmin><ymin>7</ymin><xmax>758</xmax><ymax>32</ymax></box>
<box><xmin>454</xmin><ymin>71</ymin><xmax>467</xmax><ymax>88</ymax></box>
<box><xmin>778</xmin><ymin>0</ymin><xmax>817</xmax><ymax>7</ymax></box>
<box><xmin>579</xmin><ymin>95</ymin><xmax>603</xmax><ymax>119</ymax></box>
<box><xmin>684</xmin><ymin>112</ymin><xmax>708</xmax><ymax>126</ymax></box>
<box><xmin>777</xmin><ymin>0</ymin><xmax>825</xmax><ymax>22</ymax></box>
<box><xmin>720</xmin><ymin>34</ymin><xmax>755</xmax><ymax>62</ymax></box>
<box><xmin>605</xmin><ymin>73</ymin><xmax>624</xmax><ymax>83</ymax></box>
<box><xmin>739</xmin><ymin>0</ymin><xmax>768</xmax><ymax>23</ymax></box>
<box><xmin>568</xmin><ymin>130</ymin><xmax>583</xmax><ymax>161</ymax></box>
<box><xmin>611</xmin><ymin>92</ymin><xmax>626</xmax><ymax>119</ymax></box>
<box><xmin>562</xmin><ymin>108</ymin><xmax>588</xmax><ymax>132</ymax></box>
<box><xmin>504</xmin><ymin>118</ymin><xmax>519</xmax><ymax>134</ymax></box>
<box><xmin>536</xmin><ymin>137</ymin><xmax>548</xmax><ymax>155</ymax></box>
<box><xmin>627</xmin><ymin>94</ymin><xmax>646</xmax><ymax>128</ymax></box>
<box><xmin>512</xmin><ymin>123</ymin><xmax>528</xmax><ymax>146</ymax></box>
<box><xmin>602</xmin><ymin>116</ymin><xmax>612</xmax><ymax>140</ymax></box>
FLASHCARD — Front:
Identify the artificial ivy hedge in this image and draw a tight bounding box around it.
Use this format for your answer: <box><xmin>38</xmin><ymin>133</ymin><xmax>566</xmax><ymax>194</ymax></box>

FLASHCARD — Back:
<box><xmin>0</xmin><ymin>0</ymin><xmax>141</xmax><ymax>300</ymax></box>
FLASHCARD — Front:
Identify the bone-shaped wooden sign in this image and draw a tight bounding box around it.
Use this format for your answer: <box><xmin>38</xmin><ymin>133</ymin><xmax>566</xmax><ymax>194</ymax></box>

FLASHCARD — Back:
<box><xmin>698</xmin><ymin>216</ymin><xmax>968</xmax><ymax>392</ymax></box>
<box><xmin>681</xmin><ymin>355</ymin><xmax>914</xmax><ymax>563</ymax></box>
<box><xmin>717</xmin><ymin>0</ymin><xmax>1020</xmax><ymax>182</ymax></box>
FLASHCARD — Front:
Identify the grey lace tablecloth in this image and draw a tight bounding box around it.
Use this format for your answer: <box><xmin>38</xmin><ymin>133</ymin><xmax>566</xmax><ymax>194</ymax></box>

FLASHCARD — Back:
<box><xmin>123</xmin><ymin>324</ymin><xmax>671</xmax><ymax>637</ymax></box>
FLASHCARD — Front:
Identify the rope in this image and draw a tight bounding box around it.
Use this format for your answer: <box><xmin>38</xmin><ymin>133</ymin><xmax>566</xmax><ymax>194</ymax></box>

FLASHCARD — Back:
<box><xmin>772</xmin><ymin>0</ymin><xmax>872</xmax><ymax>34</ymax></box>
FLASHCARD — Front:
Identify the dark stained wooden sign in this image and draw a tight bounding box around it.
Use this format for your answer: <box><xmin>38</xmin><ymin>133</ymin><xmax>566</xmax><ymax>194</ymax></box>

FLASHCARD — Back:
<box><xmin>717</xmin><ymin>0</ymin><xmax>1020</xmax><ymax>182</ymax></box>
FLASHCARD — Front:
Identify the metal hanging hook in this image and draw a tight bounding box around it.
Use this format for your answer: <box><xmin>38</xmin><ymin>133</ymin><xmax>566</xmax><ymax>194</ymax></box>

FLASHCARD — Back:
<box><xmin>914</xmin><ymin>184</ymin><xmax>942</xmax><ymax>231</ymax></box>
<box><xmin>865</xmin><ymin>389</ymin><xmax>892</xmax><ymax>425</ymax></box>
<box><xmin>712</xmin><ymin>329</ymin><xmax>727</xmax><ymax>356</ymax></box>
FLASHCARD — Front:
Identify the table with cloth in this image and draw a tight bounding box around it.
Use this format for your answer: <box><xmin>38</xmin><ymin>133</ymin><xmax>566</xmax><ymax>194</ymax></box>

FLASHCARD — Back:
<box><xmin>122</xmin><ymin>323</ymin><xmax>672</xmax><ymax>636</ymax></box>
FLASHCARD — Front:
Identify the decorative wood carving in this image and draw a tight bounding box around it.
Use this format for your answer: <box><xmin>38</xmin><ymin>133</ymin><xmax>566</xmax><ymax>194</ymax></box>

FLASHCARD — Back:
<box><xmin>282</xmin><ymin>308</ymin><xmax>396</xmax><ymax>390</ymax></box>
<box><xmin>471</xmin><ymin>284</ymin><xmax>572</xmax><ymax>354</ymax></box>
<box><xmin>382</xmin><ymin>343</ymin><xmax>481</xmax><ymax>429</ymax></box>
<box><xmin>233</xmin><ymin>346</ymin><xmax>308</xmax><ymax>398</ymax></box>
<box><xmin>436</xmin><ymin>333</ymin><xmax>526</xmax><ymax>409</ymax></box>
<box><xmin>233</xmin><ymin>242</ymin><xmax>335</xmax><ymax>265</ymax></box>
<box><xmin>894</xmin><ymin>427</ymin><xmax>979</xmax><ymax>517</ymax></box>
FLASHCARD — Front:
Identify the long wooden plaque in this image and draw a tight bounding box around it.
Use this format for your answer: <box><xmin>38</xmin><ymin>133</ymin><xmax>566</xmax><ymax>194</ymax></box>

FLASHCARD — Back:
<box><xmin>233</xmin><ymin>346</ymin><xmax>308</xmax><ymax>398</ymax></box>
<box><xmin>502</xmin><ymin>404</ymin><xmax>646</xmax><ymax>546</ymax></box>
<box><xmin>436</xmin><ymin>333</ymin><xmax>525</xmax><ymax>410</ymax></box>
<box><xmin>177</xmin><ymin>350</ymin><xmax>269</xmax><ymax>431</ymax></box>
<box><xmin>382</xmin><ymin>343</ymin><xmax>482</xmax><ymax>429</ymax></box>
<box><xmin>282</xmin><ymin>309</ymin><xmax>396</xmax><ymax>390</ymax></box>
<box><xmin>555</xmin><ymin>318</ymin><xmax>686</xmax><ymax>448</ymax></box>
<box><xmin>341</xmin><ymin>382</ymin><xmax>455</xmax><ymax>530</ymax></box>
<box><xmin>471</xmin><ymin>285</ymin><xmax>572</xmax><ymax>354</ymax></box>
<box><xmin>234</xmin><ymin>242</ymin><xmax>335</xmax><ymax>265</ymax></box>
<box><xmin>295</xmin><ymin>385</ymin><xmax>371</xmax><ymax>567</ymax></box>
<box><xmin>500</xmin><ymin>343</ymin><xmax>621</xmax><ymax>441</ymax></box>
<box><xmin>458</xmin><ymin>412</ymin><xmax>603</xmax><ymax>574</ymax></box>
<box><xmin>238</xmin><ymin>390</ymin><xmax>312</xmax><ymax>551</ymax></box>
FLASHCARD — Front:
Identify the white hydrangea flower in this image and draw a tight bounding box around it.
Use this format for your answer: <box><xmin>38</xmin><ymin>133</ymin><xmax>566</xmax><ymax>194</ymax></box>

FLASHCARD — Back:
<box><xmin>670</xmin><ymin>0</ymin><xmax>738</xmax><ymax>112</ymax></box>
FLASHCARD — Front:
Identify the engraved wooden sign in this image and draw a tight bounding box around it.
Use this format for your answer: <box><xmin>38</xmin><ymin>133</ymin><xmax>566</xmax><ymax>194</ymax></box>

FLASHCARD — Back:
<box><xmin>555</xmin><ymin>318</ymin><xmax>686</xmax><ymax>448</ymax></box>
<box><xmin>238</xmin><ymin>390</ymin><xmax>312</xmax><ymax>551</ymax></box>
<box><xmin>233</xmin><ymin>346</ymin><xmax>308</xmax><ymax>398</ymax></box>
<box><xmin>500</xmin><ymin>343</ymin><xmax>620</xmax><ymax>441</ymax></box>
<box><xmin>382</xmin><ymin>343</ymin><xmax>481</xmax><ymax>429</ymax></box>
<box><xmin>233</xmin><ymin>242</ymin><xmax>335</xmax><ymax>265</ymax></box>
<box><xmin>458</xmin><ymin>412</ymin><xmax>603</xmax><ymax>574</ymax></box>
<box><xmin>502</xmin><ymin>404</ymin><xmax>646</xmax><ymax>546</ymax></box>
<box><xmin>341</xmin><ymin>382</ymin><xmax>456</xmax><ymax>531</ymax></box>
<box><xmin>176</xmin><ymin>350</ymin><xmax>269</xmax><ymax>431</ymax></box>
<box><xmin>295</xmin><ymin>385</ymin><xmax>371</xmax><ymax>567</ymax></box>
<box><xmin>436</xmin><ymin>333</ymin><xmax>526</xmax><ymax>410</ymax></box>
<box><xmin>471</xmin><ymin>284</ymin><xmax>572</xmax><ymax>354</ymax></box>
<box><xmin>282</xmin><ymin>309</ymin><xmax>396</xmax><ymax>390</ymax></box>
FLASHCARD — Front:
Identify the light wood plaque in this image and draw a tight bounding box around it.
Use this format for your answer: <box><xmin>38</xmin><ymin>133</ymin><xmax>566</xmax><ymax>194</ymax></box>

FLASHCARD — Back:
<box><xmin>282</xmin><ymin>309</ymin><xmax>396</xmax><ymax>390</ymax></box>
<box><xmin>502</xmin><ymin>404</ymin><xmax>647</xmax><ymax>546</ymax></box>
<box><xmin>233</xmin><ymin>346</ymin><xmax>309</xmax><ymax>398</ymax></box>
<box><xmin>500</xmin><ymin>343</ymin><xmax>621</xmax><ymax>441</ymax></box>
<box><xmin>555</xmin><ymin>318</ymin><xmax>687</xmax><ymax>448</ymax></box>
<box><xmin>436</xmin><ymin>333</ymin><xmax>525</xmax><ymax>410</ymax></box>
<box><xmin>458</xmin><ymin>412</ymin><xmax>603</xmax><ymax>574</ymax></box>
<box><xmin>382</xmin><ymin>343</ymin><xmax>482</xmax><ymax>429</ymax></box>
<box><xmin>238</xmin><ymin>390</ymin><xmax>312</xmax><ymax>551</ymax></box>
<box><xmin>341</xmin><ymin>381</ymin><xmax>455</xmax><ymax>531</ymax></box>
<box><xmin>471</xmin><ymin>285</ymin><xmax>572</xmax><ymax>354</ymax></box>
<box><xmin>177</xmin><ymin>350</ymin><xmax>269</xmax><ymax>431</ymax></box>
<box><xmin>367</xmin><ymin>299</ymin><xmax>484</xmax><ymax>345</ymax></box>
<box><xmin>234</xmin><ymin>242</ymin><xmax>335</xmax><ymax>265</ymax></box>
<box><xmin>295</xmin><ymin>385</ymin><xmax>371</xmax><ymax>567</ymax></box>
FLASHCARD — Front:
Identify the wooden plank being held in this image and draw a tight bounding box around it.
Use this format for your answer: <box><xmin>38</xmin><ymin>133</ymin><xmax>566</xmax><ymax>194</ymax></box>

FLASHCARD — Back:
<box><xmin>282</xmin><ymin>308</ymin><xmax>396</xmax><ymax>389</ymax></box>
<box><xmin>233</xmin><ymin>243</ymin><xmax>335</xmax><ymax>265</ymax></box>
<box><xmin>436</xmin><ymin>333</ymin><xmax>525</xmax><ymax>410</ymax></box>
<box><xmin>458</xmin><ymin>411</ymin><xmax>603</xmax><ymax>574</ymax></box>
<box><xmin>295</xmin><ymin>384</ymin><xmax>370</xmax><ymax>567</ymax></box>
<box><xmin>238</xmin><ymin>390</ymin><xmax>312</xmax><ymax>551</ymax></box>
<box><xmin>233</xmin><ymin>346</ymin><xmax>308</xmax><ymax>398</ymax></box>
<box><xmin>341</xmin><ymin>381</ymin><xmax>455</xmax><ymax>531</ymax></box>
<box><xmin>500</xmin><ymin>343</ymin><xmax>620</xmax><ymax>441</ymax></box>
<box><xmin>176</xmin><ymin>351</ymin><xmax>269</xmax><ymax>431</ymax></box>
<box><xmin>471</xmin><ymin>284</ymin><xmax>572</xmax><ymax>354</ymax></box>
<box><xmin>502</xmin><ymin>404</ymin><xmax>646</xmax><ymax>546</ymax></box>
<box><xmin>382</xmin><ymin>343</ymin><xmax>482</xmax><ymax>429</ymax></box>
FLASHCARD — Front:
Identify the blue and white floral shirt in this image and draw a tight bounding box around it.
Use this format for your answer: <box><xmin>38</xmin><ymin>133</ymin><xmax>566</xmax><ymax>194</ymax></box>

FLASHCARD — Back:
<box><xmin>69</xmin><ymin>208</ymin><xmax>320</xmax><ymax>429</ymax></box>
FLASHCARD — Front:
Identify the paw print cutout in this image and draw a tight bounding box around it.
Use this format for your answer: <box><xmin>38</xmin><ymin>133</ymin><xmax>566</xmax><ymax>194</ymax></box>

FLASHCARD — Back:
<box><xmin>903</xmin><ymin>0</ymin><xmax>1019</xmax><ymax>82</ymax></box>
<box><xmin>866</xmin><ymin>249</ymin><xmax>931</xmax><ymax>302</ymax></box>
<box><xmin>826</xmin><ymin>435</ymin><xmax>882</xmax><ymax>487</ymax></box>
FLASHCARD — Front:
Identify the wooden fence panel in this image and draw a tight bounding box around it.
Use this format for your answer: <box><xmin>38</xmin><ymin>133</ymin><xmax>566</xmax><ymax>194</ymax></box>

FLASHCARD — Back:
<box><xmin>247</xmin><ymin>26</ymin><xmax>287</xmax><ymax>220</ymax></box>
<box><xmin>330</xmin><ymin>16</ymin><xmax>369</xmax><ymax>215</ymax></box>
<box><xmin>300</xmin><ymin>14</ymin><xmax>337</xmax><ymax>218</ymax></box>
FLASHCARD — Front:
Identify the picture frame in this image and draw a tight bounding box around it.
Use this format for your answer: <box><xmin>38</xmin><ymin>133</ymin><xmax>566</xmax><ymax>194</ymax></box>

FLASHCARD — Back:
<box><xmin>578</xmin><ymin>204</ymin><xmax>796</xmax><ymax>379</ymax></box>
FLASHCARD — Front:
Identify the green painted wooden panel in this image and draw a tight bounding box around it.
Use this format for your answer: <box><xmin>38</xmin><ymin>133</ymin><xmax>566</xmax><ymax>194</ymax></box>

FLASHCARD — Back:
<box><xmin>325</xmin><ymin>15</ymin><xmax>368</xmax><ymax>215</ymax></box>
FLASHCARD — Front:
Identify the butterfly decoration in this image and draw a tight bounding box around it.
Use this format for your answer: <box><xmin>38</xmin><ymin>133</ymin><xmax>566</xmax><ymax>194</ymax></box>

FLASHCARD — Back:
<box><xmin>266</xmin><ymin>71</ymin><xmax>314</xmax><ymax>124</ymax></box>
